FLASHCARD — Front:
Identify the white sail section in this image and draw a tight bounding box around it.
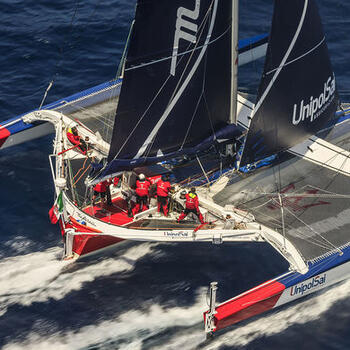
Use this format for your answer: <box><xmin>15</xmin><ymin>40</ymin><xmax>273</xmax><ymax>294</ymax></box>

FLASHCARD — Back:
<box><xmin>289</xmin><ymin>135</ymin><xmax>350</xmax><ymax>176</ymax></box>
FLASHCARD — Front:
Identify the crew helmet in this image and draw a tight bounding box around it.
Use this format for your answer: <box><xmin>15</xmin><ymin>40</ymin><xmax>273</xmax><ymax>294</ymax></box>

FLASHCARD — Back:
<box><xmin>190</xmin><ymin>187</ymin><xmax>196</xmax><ymax>194</ymax></box>
<box><xmin>139</xmin><ymin>173</ymin><xmax>145</xmax><ymax>181</ymax></box>
<box><xmin>180</xmin><ymin>189</ymin><xmax>187</xmax><ymax>199</ymax></box>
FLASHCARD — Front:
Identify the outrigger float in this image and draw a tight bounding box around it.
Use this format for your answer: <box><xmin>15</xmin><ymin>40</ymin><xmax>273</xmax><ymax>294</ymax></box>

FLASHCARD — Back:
<box><xmin>3</xmin><ymin>0</ymin><xmax>350</xmax><ymax>337</ymax></box>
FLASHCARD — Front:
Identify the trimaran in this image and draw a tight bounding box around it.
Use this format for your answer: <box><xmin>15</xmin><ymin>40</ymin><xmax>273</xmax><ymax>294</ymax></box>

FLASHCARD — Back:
<box><xmin>1</xmin><ymin>0</ymin><xmax>350</xmax><ymax>337</ymax></box>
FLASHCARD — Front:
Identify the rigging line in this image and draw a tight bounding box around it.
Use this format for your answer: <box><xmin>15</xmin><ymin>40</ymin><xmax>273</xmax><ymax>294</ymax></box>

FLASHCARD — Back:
<box><xmin>282</xmin><ymin>205</ymin><xmax>342</xmax><ymax>253</ymax></box>
<box><xmin>180</xmin><ymin>91</ymin><xmax>204</xmax><ymax>150</ymax></box>
<box><xmin>196</xmin><ymin>155</ymin><xmax>211</xmax><ymax>186</ymax></box>
<box><xmin>320</xmin><ymin>142</ymin><xmax>350</xmax><ymax>194</ymax></box>
<box><xmin>265</xmin><ymin>37</ymin><xmax>326</xmax><ymax>76</ymax></box>
<box><xmin>250</xmin><ymin>201</ymin><xmax>334</xmax><ymax>252</ymax></box>
<box><xmin>202</xmin><ymin>26</ymin><xmax>217</xmax><ymax>140</ymax></box>
<box><xmin>124</xmin><ymin>23</ymin><xmax>231</xmax><ymax>74</ymax></box>
<box><xmin>226</xmin><ymin>190</ymin><xmax>350</xmax><ymax>198</ymax></box>
<box><xmin>73</xmin><ymin>156</ymin><xmax>88</xmax><ymax>179</ymax></box>
<box><xmin>200</xmin><ymin>31</ymin><xmax>216</xmax><ymax>139</ymax></box>
<box><xmin>113</xmin><ymin>74</ymin><xmax>174</xmax><ymax>159</ymax></box>
<box><xmin>267</xmin><ymin>197</ymin><xmax>334</xmax><ymax>251</ymax></box>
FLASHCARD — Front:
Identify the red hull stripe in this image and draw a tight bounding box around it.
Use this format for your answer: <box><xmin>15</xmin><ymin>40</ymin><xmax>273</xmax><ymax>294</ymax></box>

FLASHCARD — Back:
<box><xmin>0</xmin><ymin>125</ymin><xmax>11</xmax><ymax>148</ymax></box>
<box><xmin>73</xmin><ymin>234</ymin><xmax>124</xmax><ymax>257</ymax></box>
<box><xmin>68</xmin><ymin>217</ymin><xmax>124</xmax><ymax>257</ymax></box>
<box><xmin>213</xmin><ymin>280</ymin><xmax>285</xmax><ymax>331</ymax></box>
<box><xmin>70</xmin><ymin>216</ymin><xmax>102</xmax><ymax>233</ymax></box>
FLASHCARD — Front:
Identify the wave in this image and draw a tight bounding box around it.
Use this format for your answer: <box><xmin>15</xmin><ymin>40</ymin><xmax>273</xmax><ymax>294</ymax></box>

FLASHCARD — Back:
<box><xmin>5</xmin><ymin>277</ymin><xmax>350</xmax><ymax>350</ymax></box>
<box><xmin>3</xmin><ymin>288</ymin><xmax>207</xmax><ymax>350</ymax></box>
<box><xmin>0</xmin><ymin>243</ymin><xmax>157</xmax><ymax>317</ymax></box>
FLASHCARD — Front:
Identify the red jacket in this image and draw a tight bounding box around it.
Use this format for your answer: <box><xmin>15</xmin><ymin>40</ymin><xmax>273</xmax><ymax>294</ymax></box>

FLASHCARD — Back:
<box><xmin>157</xmin><ymin>180</ymin><xmax>171</xmax><ymax>197</ymax></box>
<box><xmin>148</xmin><ymin>175</ymin><xmax>161</xmax><ymax>185</ymax></box>
<box><xmin>67</xmin><ymin>130</ymin><xmax>80</xmax><ymax>146</ymax></box>
<box><xmin>94</xmin><ymin>180</ymin><xmax>109</xmax><ymax>193</ymax></box>
<box><xmin>135</xmin><ymin>180</ymin><xmax>150</xmax><ymax>197</ymax></box>
<box><xmin>113</xmin><ymin>177</ymin><xmax>121</xmax><ymax>186</ymax></box>
<box><xmin>185</xmin><ymin>193</ymin><xmax>199</xmax><ymax>210</ymax></box>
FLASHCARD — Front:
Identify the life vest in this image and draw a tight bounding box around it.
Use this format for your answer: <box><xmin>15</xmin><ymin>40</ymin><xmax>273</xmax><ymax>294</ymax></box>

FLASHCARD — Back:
<box><xmin>185</xmin><ymin>192</ymin><xmax>199</xmax><ymax>210</ymax></box>
<box><xmin>157</xmin><ymin>180</ymin><xmax>171</xmax><ymax>197</ymax></box>
<box><xmin>135</xmin><ymin>180</ymin><xmax>150</xmax><ymax>197</ymax></box>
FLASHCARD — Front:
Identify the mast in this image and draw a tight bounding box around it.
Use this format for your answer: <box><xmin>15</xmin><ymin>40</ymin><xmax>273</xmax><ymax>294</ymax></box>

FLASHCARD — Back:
<box><xmin>229</xmin><ymin>0</ymin><xmax>239</xmax><ymax>124</ymax></box>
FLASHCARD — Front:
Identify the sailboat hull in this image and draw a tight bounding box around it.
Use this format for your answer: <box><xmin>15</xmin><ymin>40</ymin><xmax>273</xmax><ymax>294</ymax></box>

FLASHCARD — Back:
<box><xmin>205</xmin><ymin>245</ymin><xmax>350</xmax><ymax>333</ymax></box>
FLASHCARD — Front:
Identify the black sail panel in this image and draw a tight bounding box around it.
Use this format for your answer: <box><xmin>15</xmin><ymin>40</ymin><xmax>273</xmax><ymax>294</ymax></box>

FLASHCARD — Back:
<box><xmin>108</xmin><ymin>0</ymin><xmax>233</xmax><ymax>165</ymax></box>
<box><xmin>241</xmin><ymin>0</ymin><xmax>338</xmax><ymax>165</ymax></box>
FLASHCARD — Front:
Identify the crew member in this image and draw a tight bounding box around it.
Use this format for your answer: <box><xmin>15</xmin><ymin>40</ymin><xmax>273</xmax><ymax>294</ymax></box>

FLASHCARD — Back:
<box><xmin>157</xmin><ymin>174</ymin><xmax>172</xmax><ymax>216</ymax></box>
<box><xmin>177</xmin><ymin>188</ymin><xmax>205</xmax><ymax>224</ymax></box>
<box><xmin>132</xmin><ymin>174</ymin><xmax>151</xmax><ymax>216</ymax></box>
<box><xmin>66</xmin><ymin>124</ymin><xmax>88</xmax><ymax>154</ymax></box>
<box><xmin>113</xmin><ymin>175</ymin><xmax>122</xmax><ymax>187</ymax></box>
<box><xmin>92</xmin><ymin>180</ymin><xmax>109</xmax><ymax>208</ymax></box>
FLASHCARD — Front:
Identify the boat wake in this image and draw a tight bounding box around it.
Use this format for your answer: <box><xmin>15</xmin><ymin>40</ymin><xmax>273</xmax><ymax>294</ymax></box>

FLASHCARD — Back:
<box><xmin>3</xmin><ymin>278</ymin><xmax>350</xmax><ymax>350</ymax></box>
<box><xmin>0</xmin><ymin>243</ymin><xmax>157</xmax><ymax>317</ymax></box>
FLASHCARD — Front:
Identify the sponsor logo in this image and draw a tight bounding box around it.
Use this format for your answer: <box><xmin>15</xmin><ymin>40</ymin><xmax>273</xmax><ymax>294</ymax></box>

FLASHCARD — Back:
<box><xmin>292</xmin><ymin>75</ymin><xmax>336</xmax><ymax>125</ymax></box>
<box><xmin>290</xmin><ymin>274</ymin><xmax>326</xmax><ymax>296</ymax></box>
<box><xmin>268</xmin><ymin>183</ymin><xmax>330</xmax><ymax>212</ymax></box>
<box><xmin>163</xmin><ymin>231</ymin><xmax>189</xmax><ymax>238</ymax></box>
<box><xmin>76</xmin><ymin>212</ymin><xmax>96</xmax><ymax>227</ymax></box>
<box><xmin>170</xmin><ymin>0</ymin><xmax>201</xmax><ymax>76</ymax></box>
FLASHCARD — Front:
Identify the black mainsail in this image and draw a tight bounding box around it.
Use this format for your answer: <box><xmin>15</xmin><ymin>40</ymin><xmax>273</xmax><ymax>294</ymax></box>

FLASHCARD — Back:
<box><xmin>241</xmin><ymin>0</ymin><xmax>338</xmax><ymax>165</ymax></box>
<box><xmin>102</xmin><ymin>0</ymin><xmax>237</xmax><ymax>177</ymax></box>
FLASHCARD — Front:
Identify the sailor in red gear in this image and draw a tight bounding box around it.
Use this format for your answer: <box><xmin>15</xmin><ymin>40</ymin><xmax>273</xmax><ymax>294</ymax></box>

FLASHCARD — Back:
<box><xmin>66</xmin><ymin>125</ymin><xmax>88</xmax><ymax>154</ymax></box>
<box><xmin>92</xmin><ymin>180</ymin><xmax>109</xmax><ymax>208</ymax></box>
<box><xmin>132</xmin><ymin>174</ymin><xmax>151</xmax><ymax>216</ymax></box>
<box><xmin>148</xmin><ymin>175</ymin><xmax>161</xmax><ymax>198</ymax></box>
<box><xmin>113</xmin><ymin>176</ymin><xmax>121</xmax><ymax>187</ymax></box>
<box><xmin>157</xmin><ymin>174</ymin><xmax>171</xmax><ymax>216</ymax></box>
<box><xmin>177</xmin><ymin>188</ymin><xmax>204</xmax><ymax>224</ymax></box>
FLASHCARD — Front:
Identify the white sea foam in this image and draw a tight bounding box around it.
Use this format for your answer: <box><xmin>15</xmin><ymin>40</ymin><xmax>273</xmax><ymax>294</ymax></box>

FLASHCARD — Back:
<box><xmin>0</xmin><ymin>243</ymin><xmax>156</xmax><ymax>316</ymax></box>
<box><xmin>3</xmin><ymin>278</ymin><xmax>350</xmax><ymax>350</ymax></box>
<box><xmin>3</xmin><ymin>244</ymin><xmax>350</xmax><ymax>350</ymax></box>
<box><xmin>3</xmin><ymin>288</ymin><xmax>207</xmax><ymax>350</ymax></box>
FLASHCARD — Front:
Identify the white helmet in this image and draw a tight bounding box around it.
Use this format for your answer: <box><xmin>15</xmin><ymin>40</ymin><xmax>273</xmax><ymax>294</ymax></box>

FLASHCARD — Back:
<box><xmin>139</xmin><ymin>173</ymin><xmax>145</xmax><ymax>181</ymax></box>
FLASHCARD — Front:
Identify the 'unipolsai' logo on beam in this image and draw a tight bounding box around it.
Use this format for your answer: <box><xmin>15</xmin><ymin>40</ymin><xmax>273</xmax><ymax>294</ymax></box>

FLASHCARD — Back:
<box><xmin>170</xmin><ymin>0</ymin><xmax>201</xmax><ymax>76</ymax></box>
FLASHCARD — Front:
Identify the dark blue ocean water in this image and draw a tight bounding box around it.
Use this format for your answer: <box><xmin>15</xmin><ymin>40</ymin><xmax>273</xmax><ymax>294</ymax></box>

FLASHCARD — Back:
<box><xmin>0</xmin><ymin>1</ymin><xmax>350</xmax><ymax>349</ymax></box>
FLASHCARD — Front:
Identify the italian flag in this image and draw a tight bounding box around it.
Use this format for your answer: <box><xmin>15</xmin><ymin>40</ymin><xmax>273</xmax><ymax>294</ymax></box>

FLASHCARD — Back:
<box><xmin>49</xmin><ymin>191</ymin><xmax>64</xmax><ymax>224</ymax></box>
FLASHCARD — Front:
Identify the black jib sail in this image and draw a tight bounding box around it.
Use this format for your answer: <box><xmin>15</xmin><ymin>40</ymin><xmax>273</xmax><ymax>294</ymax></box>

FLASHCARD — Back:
<box><xmin>102</xmin><ymin>0</ymin><xmax>237</xmax><ymax>177</ymax></box>
<box><xmin>241</xmin><ymin>0</ymin><xmax>338</xmax><ymax>166</ymax></box>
